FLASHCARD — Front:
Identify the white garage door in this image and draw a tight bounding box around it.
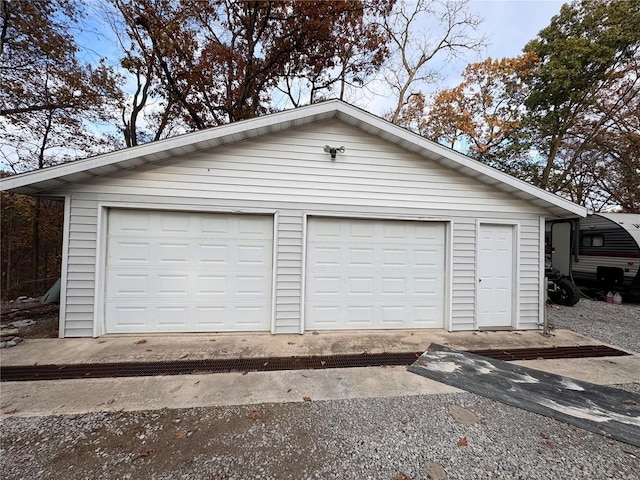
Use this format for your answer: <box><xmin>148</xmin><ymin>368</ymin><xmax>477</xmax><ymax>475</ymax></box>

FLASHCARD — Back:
<box><xmin>105</xmin><ymin>209</ymin><xmax>273</xmax><ymax>333</ymax></box>
<box><xmin>305</xmin><ymin>217</ymin><xmax>445</xmax><ymax>330</ymax></box>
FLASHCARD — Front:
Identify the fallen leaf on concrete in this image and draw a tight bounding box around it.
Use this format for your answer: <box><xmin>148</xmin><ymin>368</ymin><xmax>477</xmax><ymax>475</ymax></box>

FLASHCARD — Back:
<box><xmin>175</xmin><ymin>431</ymin><xmax>188</xmax><ymax>438</ymax></box>
<box><xmin>145</xmin><ymin>349</ymin><xmax>152</xmax><ymax>352</ymax></box>
<box><xmin>286</xmin><ymin>388</ymin><xmax>292</xmax><ymax>393</ymax></box>
<box><xmin>622</xmin><ymin>399</ymin><xmax>639</xmax><ymax>405</ymax></box>
<box><xmin>303</xmin><ymin>396</ymin><xmax>312</xmax><ymax>402</ymax></box>
<box><xmin>131</xmin><ymin>450</ymin><xmax>152</xmax><ymax>461</ymax></box>
<box><xmin>248</xmin><ymin>410</ymin><xmax>261</xmax><ymax>420</ymax></box>
<box><xmin>209</xmin><ymin>338</ymin><xmax>216</xmax><ymax>342</ymax></box>
<box><xmin>135</xmin><ymin>339</ymin><xmax>147</xmax><ymax>345</ymax></box>
<box><xmin>457</xmin><ymin>436</ymin><xmax>468</xmax><ymax>447</ymax></box>
<box><xmin>545</xmin><ymin>441</ymin><xmax>554</xmax><ymax>449</ymax></box>
<box><xmin>180</xmin><ymin>354</ymin><xmax>188</xmax><ymax>359</ymax></box>
<box><xmin>98</xmin><ymin>340</ymin><xmax>106</xmax><ymax>344</ymax></box>
<box><xmin>287</xmin><ymin>342</ymin><xmax>295</xmax><ymax>345</ymax></box>
<box><xmin>242</xmin><ymin>371</ymin><xmax>249</xmax><ymax>375</ymax></box>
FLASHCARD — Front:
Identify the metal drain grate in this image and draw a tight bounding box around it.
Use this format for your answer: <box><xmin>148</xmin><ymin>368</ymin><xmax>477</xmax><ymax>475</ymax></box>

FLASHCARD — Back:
<box><xmin>469</xmin><ymin>345</ymin><xmax>629</xmax><ymax>361</ymax></box>
<box><xmin>0</xmin><ymin>345</ymin><xmax>629</xmax><ymax>382</ymax></box>
<box><xmin>0</xmin><ymin>352</ymin><xmax>422</xmax><ymax>382</ymax></box>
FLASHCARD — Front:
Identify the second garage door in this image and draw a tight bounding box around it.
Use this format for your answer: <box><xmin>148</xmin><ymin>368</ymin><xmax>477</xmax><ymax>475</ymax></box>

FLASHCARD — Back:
<box><xmin>105</xmin><ymin>209</ymin><xmax>273</xmax><ymax>333</ymax></box>
<box><xmin>305</xmin><ymin>217</ymin><xmax>446</xmax><ymax>330</ymax></box>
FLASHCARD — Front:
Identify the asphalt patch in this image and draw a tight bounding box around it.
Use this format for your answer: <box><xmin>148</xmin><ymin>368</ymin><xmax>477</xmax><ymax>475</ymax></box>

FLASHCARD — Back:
<box><xmin>409</xmin><ymin>343</ymin><xmax>640</xmax><ymax>447</ymax></box>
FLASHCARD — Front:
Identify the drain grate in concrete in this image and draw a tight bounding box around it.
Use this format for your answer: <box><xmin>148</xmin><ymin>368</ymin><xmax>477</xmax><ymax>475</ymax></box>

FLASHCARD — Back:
<box><xmin>468</xmin><ymin>344</ymin><xmax>629</xmax><ymax>361</ymax></box>
<box><xmin>0</xmin><ymin>345</ymin><xmax>630</xmax><ymax>382</ymax></box>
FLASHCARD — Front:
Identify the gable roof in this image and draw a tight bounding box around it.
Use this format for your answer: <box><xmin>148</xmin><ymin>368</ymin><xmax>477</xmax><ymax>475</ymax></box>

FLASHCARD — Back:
<box><xmin>0</xmin><ymin>99</ymin><xmax>586</xmax><ymax>218</ymax></box>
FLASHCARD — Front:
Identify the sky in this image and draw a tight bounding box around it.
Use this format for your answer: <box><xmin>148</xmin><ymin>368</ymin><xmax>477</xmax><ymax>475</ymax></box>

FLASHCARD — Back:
<box><xmin>365</xmin><ymin>0</ymin><xmax>565</xmax><ymax>114</ymax></box>
<box><xmin>473</xmin><ymin>0</ymin><xmax>564</xmax><ymax>60</ymax></box>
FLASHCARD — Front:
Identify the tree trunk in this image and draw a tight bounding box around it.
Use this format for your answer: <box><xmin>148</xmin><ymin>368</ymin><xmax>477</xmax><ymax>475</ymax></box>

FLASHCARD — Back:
<box><xmin>31</xmin><ymin>197</ymin><xmax>41</xmax><ymax>296</ymax></box>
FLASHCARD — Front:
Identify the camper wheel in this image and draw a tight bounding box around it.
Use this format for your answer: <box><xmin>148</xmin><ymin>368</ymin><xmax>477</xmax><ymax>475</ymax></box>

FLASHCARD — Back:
<box><xmin>550</xmin><ymin>278</ymin><xmax>581</xmax><ymax>306</ymax></box>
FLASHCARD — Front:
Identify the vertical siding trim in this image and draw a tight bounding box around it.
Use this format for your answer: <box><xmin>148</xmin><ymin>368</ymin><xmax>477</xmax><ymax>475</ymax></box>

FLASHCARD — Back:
<box><xmin>514</xmin><ymin>223</ymin><xmax>521</xmax><ymax>328</ymax></box>
<box><xmin>270</xmin><ymin>211</ymin><xmax>279</xmax><ymax>334</ymax></box>
<box><xmin>58</xmin><ymin>195</ymin><xmax>71</xmax><ymax>338</ymax></box>
<box><xmin>445</xmin><ymin>220</ymin><xmax>454</xmax><ymax>331</ymax></box>
<box><xmin>300</xmin><ymin>212</ymin><xmax>308</xmax><ymax>334</ymax></box>
<box><xmin>473</xmin><ymin>221</ymin><xmax>479</xmax><ymax>330</ymax></box>
<box><xmin>538</xmin><ymin>215</ymin><xmax>545</xmax><ymax>330</ymax></box>
<box><xmin>93</xmin><ymin>204</ymin><xmax>108</xmax><ymax>337</ymax></box>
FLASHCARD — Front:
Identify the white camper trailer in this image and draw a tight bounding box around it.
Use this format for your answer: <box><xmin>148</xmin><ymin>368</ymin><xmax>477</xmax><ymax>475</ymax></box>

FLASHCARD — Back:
<box><xmin>547</xmin><ymin>213</ymin><xmax>640</xmax><ymax>296</ymax></box>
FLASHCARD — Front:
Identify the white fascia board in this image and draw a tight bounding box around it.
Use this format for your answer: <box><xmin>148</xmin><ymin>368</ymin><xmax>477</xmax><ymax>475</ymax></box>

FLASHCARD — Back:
<box><xmin>334</xmin><ymin>103</ymin><xmax>588</xmax><ymax>219</ymax></box>
<box><xmin>0</xmin><ymin>98</ymin><xmax>588</xmax><ymax>219</ymax></box>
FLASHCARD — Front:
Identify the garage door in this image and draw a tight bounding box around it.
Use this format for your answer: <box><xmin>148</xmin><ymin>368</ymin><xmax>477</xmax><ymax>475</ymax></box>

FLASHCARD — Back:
<box><xmin>305</xmin><ymin>217</ymin><xmax>445</xmax><ymax>330</ymax></box>
<box><xmin>105</xmin><ymin>209</ymin><xmax>273</xmax><ymax>333</ymax></box>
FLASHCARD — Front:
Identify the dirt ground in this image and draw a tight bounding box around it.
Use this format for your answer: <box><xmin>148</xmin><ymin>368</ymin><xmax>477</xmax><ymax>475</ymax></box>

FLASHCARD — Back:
<box><xmin>1</xmin><ymin>300</ymin><xmax>60</xmax><ymax>339</ymax></box>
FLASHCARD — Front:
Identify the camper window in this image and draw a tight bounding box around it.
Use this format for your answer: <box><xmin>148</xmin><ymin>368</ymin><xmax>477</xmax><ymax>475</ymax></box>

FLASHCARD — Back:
<box><xmin>581</xmin><ymin>234</ymin><xmax>604</xmax><ymax>247</ymax></box>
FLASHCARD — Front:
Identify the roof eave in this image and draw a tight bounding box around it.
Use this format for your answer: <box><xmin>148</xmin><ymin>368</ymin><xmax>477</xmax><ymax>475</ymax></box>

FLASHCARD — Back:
<box><xmin>1</xmin><ymin>99</ymin><xmax>587</xmax><ymax>218</ymax></box>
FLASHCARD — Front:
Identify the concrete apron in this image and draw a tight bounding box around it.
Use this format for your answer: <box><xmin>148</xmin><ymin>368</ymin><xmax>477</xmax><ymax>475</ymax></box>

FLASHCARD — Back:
<box><xmin>1</xmin><ymin>329</ymin><xmax>639</xmax><ymax>418</ymax></box>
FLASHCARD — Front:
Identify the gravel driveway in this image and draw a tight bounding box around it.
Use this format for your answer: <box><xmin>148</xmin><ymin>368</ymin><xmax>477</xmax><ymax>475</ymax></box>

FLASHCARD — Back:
<box><xmin>1</xmin><ymin>299</ymin><xmax>639</xmax><ymax>480</ymax></box>
<box><xmin>548</xmin><ymin>297</ymin><xmax>640</xmax><ymax>353</ymax></box>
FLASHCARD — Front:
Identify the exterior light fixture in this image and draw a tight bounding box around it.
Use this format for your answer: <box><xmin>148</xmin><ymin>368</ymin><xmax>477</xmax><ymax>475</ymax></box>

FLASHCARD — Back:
<box><xmin>323</xmin><ymin>145</ymin><xmax>345</xmax><ymax>160</ymax></box>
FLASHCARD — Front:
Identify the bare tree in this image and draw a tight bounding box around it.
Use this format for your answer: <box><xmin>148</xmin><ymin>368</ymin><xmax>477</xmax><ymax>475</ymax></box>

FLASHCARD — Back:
<box><xmin>382</xmin><ymin>0</ymin><xmax>486</xmax><ymax>124</ymax></box>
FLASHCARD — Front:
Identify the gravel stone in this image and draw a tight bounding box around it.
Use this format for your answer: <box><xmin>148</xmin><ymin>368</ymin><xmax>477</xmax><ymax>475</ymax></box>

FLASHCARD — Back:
<box><xmin>447</xmin><ymin>404</ymin><xmax>477</xmax><ymax>425</ymax></box>
<box><xmin>424</xmin><ymin>460</ymin><xmax>447</xmax><ymax>480</ymax></box>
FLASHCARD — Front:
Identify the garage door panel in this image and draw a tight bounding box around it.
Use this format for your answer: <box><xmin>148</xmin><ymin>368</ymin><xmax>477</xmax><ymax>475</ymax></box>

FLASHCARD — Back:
<box><xmin>158</xmin><ymin>243</ymin><xmax>190</xmax><ymax>263</ymax></box>
<box><xmin>349</xmin><ymin>248</ymin><xmax>374</xmax><ymax>266</ymax></box>
<box><xmin>197</xmin><ymin>275</ymin><xmax>226</xmax><ymax>295</ymax></box>
<box><xmin>108</xmin><ymin>240</ymin><xmax>149</xmax><ymax>264</ymax></box>
<box><xmin>157</xmin><ymin>274</ymin><xmax>188</xmax><ymax>295</ymax></box>
<box><xmin>305</xmin><ymin>217</ymin><xmax>445</xmax><ymax>330</ymax></box>
<box><xmin>157</xmin><ymin>306</ymin><xmax>188</xmax><ymax>327</ymax></box>
<box><xmin>198</xmin><ymin>245</ymin><xmax>228</xmax><ymax>264</ymax></box>
<box><xmin>105</xmin><ymin>210</ymin><xmax>273</xmax><ymax>333</ymax></box>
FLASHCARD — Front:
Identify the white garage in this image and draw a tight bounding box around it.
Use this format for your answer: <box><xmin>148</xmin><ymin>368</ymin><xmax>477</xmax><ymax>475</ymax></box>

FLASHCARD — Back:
<box><xmin>1</xmin><ymin>100</ymin><xmax>588</xmax><ymax>337</ymax></box>
<box><xmin>104</xmin><ymin>209</ymin><xmax>273</xmax><ymax>333</ymax></box>
<box><xmin>305</xmin><ymin>217</ymin><xmax>446</xmax><ymax>330</ymax></box>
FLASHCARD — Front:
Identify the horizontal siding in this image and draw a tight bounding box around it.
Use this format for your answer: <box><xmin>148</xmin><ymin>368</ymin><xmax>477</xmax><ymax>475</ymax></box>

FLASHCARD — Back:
<box><xmin>451</xmin><ymin>221</ymin><xmax>476</xmax><ymax>331</ymax></box>
<box><xmin>63</xmin><ymin>121</ymin><xmax>546</xmax><ymax>216</ymax></box>
<box><xmin>62</xmin><ymin>197</ymin><xmax>98</xmax><ymax>336</ymax></box>
<box><xmin>519</xmin><ymin>218</ymin><xmax>541</xmax><ymax>329</ymax></box>
<box><xmin>57</xmin><ymin>120</ymin><xmax>546</xmax><ymax>337</ymax></box>
<box><xmin>274</xmin><ymin>210</ymin><xmax>303</xmax><ymax>333</ymax></box>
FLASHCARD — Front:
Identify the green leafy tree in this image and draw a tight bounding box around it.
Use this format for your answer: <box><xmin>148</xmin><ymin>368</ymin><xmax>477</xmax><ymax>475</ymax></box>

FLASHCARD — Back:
<box><xmin>523</xmin><ymin>0</ymin><xmax>640</xmax><ymax>200</ymax></box>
